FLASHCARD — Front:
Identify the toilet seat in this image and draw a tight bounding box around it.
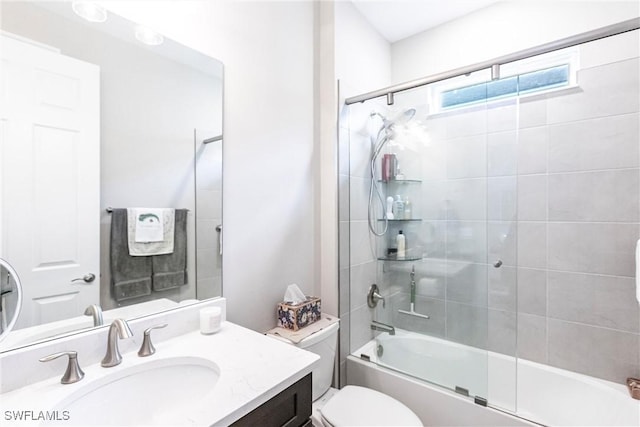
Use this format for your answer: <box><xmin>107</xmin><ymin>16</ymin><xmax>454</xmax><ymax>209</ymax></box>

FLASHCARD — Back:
<box><xmin>319</xmin><ymin>385</ymin><xmax>422</xmax><ymax>427</ymax></box>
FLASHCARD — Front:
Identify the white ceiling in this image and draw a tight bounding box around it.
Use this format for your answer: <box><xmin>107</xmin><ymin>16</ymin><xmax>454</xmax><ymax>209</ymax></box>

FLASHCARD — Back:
<box><xmin>350</xmin><ymin>0</ymin><xmax>501</xmax><ymax>43</ymax></box>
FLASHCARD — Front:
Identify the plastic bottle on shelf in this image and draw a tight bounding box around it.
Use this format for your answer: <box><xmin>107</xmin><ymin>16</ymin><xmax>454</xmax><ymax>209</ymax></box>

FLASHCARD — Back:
<box><xmin>386</xmin><ymin>196</ymin><xmax>395</xmax><ymax>220</ymax></box>
<box><xmin>397</xmin><ymin>230</ymin><xmax>406</xmax><ymax>259</ymax></box>
<box><xmin>381</xmin><ymin>154</ymin><xmax>391</xmax><ymax>181</ymax></box>
<box><xmin>391</xmin><ymin>154</ymin><xmax>398</xmax><ymax>180</ymax></box>
<box><xmin>393</xmin><ymin>195</ymin><xmax>404</xmax><ymax>218</ymax></box>
<box><xmin>404</xmin><ymin>196</ymin><xmax>412</xmax><ymax>219</ymax></box>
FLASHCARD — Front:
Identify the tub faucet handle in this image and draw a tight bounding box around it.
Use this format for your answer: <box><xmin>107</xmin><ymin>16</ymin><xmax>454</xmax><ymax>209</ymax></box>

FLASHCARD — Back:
<box><xmin>367</xmin><ymin>284</ymin><xmax>385</xmax><ymax>308</ymax></box>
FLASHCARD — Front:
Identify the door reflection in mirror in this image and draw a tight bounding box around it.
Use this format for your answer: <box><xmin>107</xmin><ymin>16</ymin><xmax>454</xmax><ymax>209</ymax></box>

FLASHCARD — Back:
<box><xmin>0</xmin><ymin>259</ymin><xmax>23</xmax><ymax>341</ymax></box>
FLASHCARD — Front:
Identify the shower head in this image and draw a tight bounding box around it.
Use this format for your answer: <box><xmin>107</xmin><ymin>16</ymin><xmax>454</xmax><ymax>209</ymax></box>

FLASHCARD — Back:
<box><xmin>371</xmin><ymin>108</ymin><xmax>416</xmax><ymax>130</ymax></box>
<box><xmin>394</xmin><ymin>108</ymin><xmax>416</xmax><ymax>125</ymax></box>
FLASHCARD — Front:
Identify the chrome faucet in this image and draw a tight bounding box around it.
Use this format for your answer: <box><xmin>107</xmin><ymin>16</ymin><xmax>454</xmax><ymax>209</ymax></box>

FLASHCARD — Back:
<box><xmin>84</xmin><ymin>304</ymin><xmax>103</xmax><ymax>327</ymax></box>
<box><xmin>101</xmin><ymin>318</ymin><xmax>133</xmax><ymax>367</ymax></box>
<box><xmin>371</xmin><ymin>320</ymin><xmax>395</xmax><ymax>335</ymax></box>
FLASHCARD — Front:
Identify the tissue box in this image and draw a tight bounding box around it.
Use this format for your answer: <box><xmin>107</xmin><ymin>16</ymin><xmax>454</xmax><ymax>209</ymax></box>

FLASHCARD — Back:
<box><xmin>277</xmin><ymin>297</ymin><xmax>321</xmax><ymax>330</ymax></box>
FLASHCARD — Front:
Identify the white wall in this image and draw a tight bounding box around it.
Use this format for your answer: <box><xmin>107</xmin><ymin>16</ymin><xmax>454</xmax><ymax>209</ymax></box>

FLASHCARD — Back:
<box><xmin>100</xmin><ymin>0</ymin><xmax>315</xmax><ymax>332</ymax></box>
<box><xmin>391</xmin><ymin>0</ymin><xmax>640</xmax><ymax>84</ymax></box>
<box><xmin>335</xmin><ymin>0</ymin><xmax>391</xmax><ymax>97</ymax></box>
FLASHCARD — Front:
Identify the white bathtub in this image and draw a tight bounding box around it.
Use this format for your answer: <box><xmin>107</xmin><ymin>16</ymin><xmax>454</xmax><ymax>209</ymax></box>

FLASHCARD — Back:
<box><xmin>350</xmin><ymin>330</ymin><xmax>639</xmax><ymax>427</ymax></box>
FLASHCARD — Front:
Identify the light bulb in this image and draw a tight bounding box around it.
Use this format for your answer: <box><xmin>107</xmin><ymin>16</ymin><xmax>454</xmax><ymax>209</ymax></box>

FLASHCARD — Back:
<box><xmin>135</xmin><ymin>26</ymin><xmax>164</xmax><ymax>46</ymax></box>
<box><xmin>71</xmin><ymin>1</ymin><xmax>107</xmax><ymax>23</ymax></box>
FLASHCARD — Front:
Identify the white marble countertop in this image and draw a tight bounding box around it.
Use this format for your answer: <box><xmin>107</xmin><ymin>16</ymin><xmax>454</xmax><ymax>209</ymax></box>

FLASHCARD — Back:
<box><xmin>0</xmin><ymin>321</ymin><xmax>319</xmax><ymax>426</ymax></box>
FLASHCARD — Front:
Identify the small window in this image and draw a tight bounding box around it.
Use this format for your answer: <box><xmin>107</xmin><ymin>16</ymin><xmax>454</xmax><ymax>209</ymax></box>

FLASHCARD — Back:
<box><xmin>440</xmin><ymin>64</ymin><xmax>570</xmax><ymax>109</ymax></box>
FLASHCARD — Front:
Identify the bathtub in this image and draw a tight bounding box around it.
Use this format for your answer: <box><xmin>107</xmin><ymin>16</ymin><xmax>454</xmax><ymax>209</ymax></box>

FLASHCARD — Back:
<box><xmin>349</xmin><ymin>330</ymin><xmax>639</xmax><ymax>426</ymax></box>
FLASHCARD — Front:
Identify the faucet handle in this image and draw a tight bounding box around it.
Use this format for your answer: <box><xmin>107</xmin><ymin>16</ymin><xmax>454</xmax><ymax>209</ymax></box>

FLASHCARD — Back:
<box><xmin>138</xmin><ymin>323</ymin><xmax>168</xmax><ymax>357</ymax></box>
<box><xmin>367</xmin><ymin>284</ymin><xmax>386</xmax><ymax>309</ymax></box>
<box><xmin>39</xmin><ymin>351</ymin><xmax>85</xmax><ymax>384</ymax></box>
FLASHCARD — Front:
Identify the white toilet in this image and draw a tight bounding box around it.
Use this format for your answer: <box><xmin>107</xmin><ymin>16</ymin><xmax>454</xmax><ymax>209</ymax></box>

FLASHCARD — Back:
<box><xmin>270</xmin><ymin>320</ymin><xmax>422</xmax><ymax>427</ymax></box>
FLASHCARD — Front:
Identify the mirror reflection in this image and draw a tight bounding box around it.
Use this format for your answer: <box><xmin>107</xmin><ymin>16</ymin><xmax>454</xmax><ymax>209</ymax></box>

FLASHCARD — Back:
<box><xmin>0</xmin><ymin>259</ymin><xmax>22</xmax><ymax>341</ymax></box>
<box><xmin>0</xmin><ymin>1</ymin><xmax>223</xmax><ymax>351</ymax></box>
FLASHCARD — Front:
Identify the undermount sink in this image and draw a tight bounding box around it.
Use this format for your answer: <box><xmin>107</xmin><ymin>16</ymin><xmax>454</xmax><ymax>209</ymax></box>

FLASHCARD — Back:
<box><xmin>46</xmin><ymin>356</ymin><xmax>220</xmax><ymax>426</ymax></box>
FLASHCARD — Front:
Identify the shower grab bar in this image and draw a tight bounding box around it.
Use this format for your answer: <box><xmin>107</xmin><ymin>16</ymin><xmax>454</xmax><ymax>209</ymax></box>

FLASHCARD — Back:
<box><xmin>345</xmin><ymin>18</ymin><xmax>640</xmax><ymax>105</ymax></box>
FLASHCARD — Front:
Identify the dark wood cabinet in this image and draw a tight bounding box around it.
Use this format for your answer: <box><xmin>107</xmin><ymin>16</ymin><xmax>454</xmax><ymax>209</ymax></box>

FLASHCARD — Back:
<box><xmin>230</xmin><ymin>373</ymin><xmax>312</xmax><ymax>427</ymax></box>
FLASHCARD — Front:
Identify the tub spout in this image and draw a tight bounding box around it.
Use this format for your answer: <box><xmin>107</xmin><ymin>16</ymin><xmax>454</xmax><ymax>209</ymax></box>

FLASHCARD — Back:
<box><xmin>371</xmin><ymin>320</ymin><xmax>395</xmax><ymax>335</ymax></box>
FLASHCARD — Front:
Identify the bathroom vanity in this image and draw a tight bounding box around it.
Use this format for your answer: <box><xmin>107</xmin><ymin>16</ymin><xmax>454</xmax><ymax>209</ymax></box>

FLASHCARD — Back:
<box><xmin>232</xmin><ymin>373</ymin><xmax>312</xmax><ymax>427</ymax></box>
<box><xmin>0</xmin><ymin>299</ymin><xmax>318</xmax><ymax>426</ymax></box>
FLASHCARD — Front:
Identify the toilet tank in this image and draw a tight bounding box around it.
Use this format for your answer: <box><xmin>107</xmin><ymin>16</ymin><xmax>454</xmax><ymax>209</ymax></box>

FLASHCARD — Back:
<box><xmin>296</xmin><ymin>321</ymin><xmax>339</xmax><ymax>401</ymax></box>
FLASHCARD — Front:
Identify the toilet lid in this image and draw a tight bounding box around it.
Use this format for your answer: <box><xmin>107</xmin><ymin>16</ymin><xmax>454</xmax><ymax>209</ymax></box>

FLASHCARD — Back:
<box><xmin>320</xmin><ymin>385</ymin><xmax>422</xmax><ymax>426</ymax></box>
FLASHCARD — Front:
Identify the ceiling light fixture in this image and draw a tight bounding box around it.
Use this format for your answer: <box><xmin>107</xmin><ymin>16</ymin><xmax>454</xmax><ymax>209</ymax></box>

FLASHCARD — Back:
<box><xmin>135</xmin><ymin>26</ymin><xmax>164</xmax><ymax>46</ymax></box>
<box><xmin>71</xmin><ymin>1</ymin><xmax>108</xmax><ymax>23</ymax></box>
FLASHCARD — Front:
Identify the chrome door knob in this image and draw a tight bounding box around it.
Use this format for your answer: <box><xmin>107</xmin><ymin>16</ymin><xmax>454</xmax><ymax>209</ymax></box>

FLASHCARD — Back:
<box><xmin>72</xmin><ymin>273</ymin><xmax>96</xmax><ymax>283</ymax></box>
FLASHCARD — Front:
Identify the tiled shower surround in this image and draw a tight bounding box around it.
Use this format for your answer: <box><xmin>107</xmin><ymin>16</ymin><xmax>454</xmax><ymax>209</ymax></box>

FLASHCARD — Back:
<box><xmin>339</xmin><ymin>30</ymin><xmax>640</xmax><ymax>386</ymax></box>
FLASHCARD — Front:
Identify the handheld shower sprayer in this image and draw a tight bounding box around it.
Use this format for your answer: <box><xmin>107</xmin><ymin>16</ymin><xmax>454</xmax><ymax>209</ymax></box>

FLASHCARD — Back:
<box><xmin>370</xmin><ymin>109</ymin><xmax>416</xmax><ymax>130</ymax></box>
<box><xmin>368</xmin><ymin>108</ymin><xmax>416</xmax><ymax>236</ymax></box>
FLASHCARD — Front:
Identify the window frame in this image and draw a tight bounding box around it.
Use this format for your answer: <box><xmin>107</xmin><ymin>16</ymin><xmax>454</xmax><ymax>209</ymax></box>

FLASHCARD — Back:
<box><xmin>427</xmin><ymin>46</ymin><xmax>580</xmax><ymax>114</ymax></box>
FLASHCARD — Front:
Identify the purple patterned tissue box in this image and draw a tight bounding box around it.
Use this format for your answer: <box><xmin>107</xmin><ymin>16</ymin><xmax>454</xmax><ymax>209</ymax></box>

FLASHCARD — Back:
<box><xmin>277</xmin><ymin>297</ymin><xmax>321</xmax><ymax>331</ymax></box>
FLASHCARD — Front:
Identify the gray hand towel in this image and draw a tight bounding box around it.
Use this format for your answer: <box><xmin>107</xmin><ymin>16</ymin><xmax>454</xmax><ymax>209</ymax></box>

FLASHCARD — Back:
<box><xmin>110</xmin><ymin>209</ymin><xmax>152</xmax><ymax>301</ymax></box>
<box><xmin>152</xmin><ymin>209</ymin><xmax>188</xmax><ymax>291</ymax></box>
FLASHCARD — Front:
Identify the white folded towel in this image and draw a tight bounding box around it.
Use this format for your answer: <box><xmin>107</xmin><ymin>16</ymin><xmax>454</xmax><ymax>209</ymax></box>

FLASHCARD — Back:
<box><xmin>133</xmin><ymin>208</ymin><xmax>164</xmax><ymax>242</ymax></box>
<box><xmin>636</xmin><ymin>239</ymin><xmax>640</xmax><ymax>304</ymax></box>
<box><xmin>127</xmin><ymin>208</ymin><xmax>175</xmax><ymax>256</ymax></box>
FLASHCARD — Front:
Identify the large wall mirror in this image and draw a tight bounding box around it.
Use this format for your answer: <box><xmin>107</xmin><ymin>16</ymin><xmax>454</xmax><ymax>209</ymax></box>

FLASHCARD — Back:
<box><xmin>0</xmin><ymin>1</ymin><xmax>223</xmax><ymax>351</ymax></box>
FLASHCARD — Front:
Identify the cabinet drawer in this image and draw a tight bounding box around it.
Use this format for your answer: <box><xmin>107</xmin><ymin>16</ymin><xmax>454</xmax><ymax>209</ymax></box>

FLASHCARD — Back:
<box><xmin>231</xmin><ymin>373</ymin><xmax>312</xmax><ymax>427</ymax></box>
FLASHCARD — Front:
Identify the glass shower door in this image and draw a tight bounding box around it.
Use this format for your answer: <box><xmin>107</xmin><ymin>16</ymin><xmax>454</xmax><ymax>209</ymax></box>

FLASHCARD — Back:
<box><xmin>347</xmin><ymin>67</ymin><xmax>518</xmax><ymax>410</ymax></box>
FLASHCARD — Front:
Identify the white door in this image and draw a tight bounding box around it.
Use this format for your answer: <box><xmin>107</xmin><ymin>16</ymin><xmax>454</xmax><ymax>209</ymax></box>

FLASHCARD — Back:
<box><xmin>0</xmin><ymin>34</ymin><xmax>100</xmax><ymax>329</ymax></box>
